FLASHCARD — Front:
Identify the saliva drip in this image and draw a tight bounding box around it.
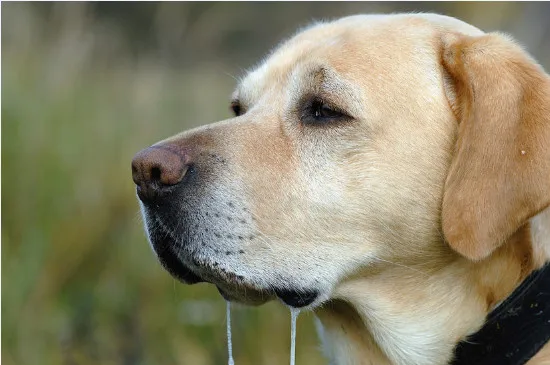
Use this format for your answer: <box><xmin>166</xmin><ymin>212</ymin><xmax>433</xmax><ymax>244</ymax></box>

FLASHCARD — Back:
<box><xmin>225</xmin><ymin>301</ymin><xmax>300</xmax><ymax>365</ymax></box>
<box><xmin>290</xmin><ymin>307</ymin><xmax>300</xmax><ymax>365</ymax></box>
<box><xmin>226</xmin><ymin>301</ymin><xmax>235</xmax><ymax>365</ymax></box>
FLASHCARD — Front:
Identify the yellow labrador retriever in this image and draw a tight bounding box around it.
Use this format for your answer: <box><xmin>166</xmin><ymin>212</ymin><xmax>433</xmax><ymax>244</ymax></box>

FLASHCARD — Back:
<box><xmin>131</xmin><ymin>13</ymin><xmax>550</xmax><ymax>365</ymax></box>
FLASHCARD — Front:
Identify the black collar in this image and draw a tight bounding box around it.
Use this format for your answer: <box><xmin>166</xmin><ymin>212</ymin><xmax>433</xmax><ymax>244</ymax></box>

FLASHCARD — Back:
<box><xmin>451</xmin><ymin>263</ymin><xmax>550</xmax><ymax>365</ymax></box>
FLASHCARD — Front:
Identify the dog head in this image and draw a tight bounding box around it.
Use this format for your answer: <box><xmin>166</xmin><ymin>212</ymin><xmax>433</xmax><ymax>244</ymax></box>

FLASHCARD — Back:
<box><xmin>132</xmin><ymin>14</ymin><xmax>550</xmax><ymax>309</ymax></box>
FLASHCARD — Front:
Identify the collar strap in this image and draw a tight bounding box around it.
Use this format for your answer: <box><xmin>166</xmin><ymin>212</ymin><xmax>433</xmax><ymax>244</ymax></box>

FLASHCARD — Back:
<box><xmin>451</xmin><ymin>263</ymin><xmax>550</xmax><ymax>365</ymax></box>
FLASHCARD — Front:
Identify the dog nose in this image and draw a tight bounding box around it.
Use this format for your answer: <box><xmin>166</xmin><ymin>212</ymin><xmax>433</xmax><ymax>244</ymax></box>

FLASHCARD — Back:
<box><xmin>131</xmin><ymin>145</ymin><xmax>190</xmax><ymax>202</ymax></box>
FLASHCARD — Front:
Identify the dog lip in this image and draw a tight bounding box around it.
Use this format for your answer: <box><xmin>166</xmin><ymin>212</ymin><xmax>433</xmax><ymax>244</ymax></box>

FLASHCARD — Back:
<box><xmin>216</xmin><ymin>285</ymin><xmax>275</xmax><ymax>306</ymax></box>
<box><xmin>152</xmin><ymin>236</ymin><xmax>204</xmax><ymax>284</ymax></box>
<box><xmin>216</xmin><ymin>286</ymin><xmax>231</xmax><ymax>300</ymax></box>
<box><xmin>158</xmin><ymin>250</ymin><xmax>204</xmax><ymax>284</ymax></box>
<box><xmin>274</xmin><ymin>289</ymin><xmax>319</xmax><ymax>308</ymax></box>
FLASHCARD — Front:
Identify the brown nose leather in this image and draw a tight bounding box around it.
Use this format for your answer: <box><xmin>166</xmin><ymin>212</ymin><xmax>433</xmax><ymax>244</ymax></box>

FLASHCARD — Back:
<box><xmin>131</xmin><ymin>145</ymin><xmax>189</xmax><ymax>202</ymax></box>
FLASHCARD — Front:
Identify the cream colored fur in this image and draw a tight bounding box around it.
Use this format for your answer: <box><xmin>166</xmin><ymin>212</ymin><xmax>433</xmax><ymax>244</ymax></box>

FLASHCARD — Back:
<box><xmin>142</xmin><ymin>13</ymin><xmax>550</xmax><ymax>364</ymax></box>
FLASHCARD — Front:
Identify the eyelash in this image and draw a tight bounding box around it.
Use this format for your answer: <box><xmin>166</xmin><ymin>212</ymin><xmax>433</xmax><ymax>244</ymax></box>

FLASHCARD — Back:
<box><xmin>302</xmin><ymin>98</ymin><xmax>348</xmax><ymax>125</ymax></box>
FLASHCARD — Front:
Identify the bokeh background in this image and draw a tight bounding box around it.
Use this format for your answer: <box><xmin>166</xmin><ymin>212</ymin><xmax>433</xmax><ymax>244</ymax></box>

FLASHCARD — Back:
<box><xmin>3</xmin><ymin>2</ymin><xmax>550</xmax><ymax>365</ymax></box>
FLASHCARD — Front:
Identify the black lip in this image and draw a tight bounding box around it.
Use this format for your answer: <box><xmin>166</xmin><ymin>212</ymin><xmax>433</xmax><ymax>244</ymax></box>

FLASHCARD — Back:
<box><xmin>217</xmin><ymin>286</ymin><xmax>231</xmax><ymax>300</ymax></box>
<box><xmin>146</xmin><ymin>214</ymin><xmax>319</xmax><ymax>306</ymax></box>
<box><xmin>274</xmin><ymin>289</ymin><xmax>319</xmax><ymax>307</ymax></box>
<box><xmin>153</xmin><ymin>237</ymin><xmax>203</xmax><ymax>284</ymax></box>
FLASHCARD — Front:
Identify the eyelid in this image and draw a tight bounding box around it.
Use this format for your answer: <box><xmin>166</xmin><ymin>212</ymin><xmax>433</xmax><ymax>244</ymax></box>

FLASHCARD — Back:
<box><xmin>303</xmin><ymin>95</ymin><xmax>351</xmax><ymax>118</ymax></box>
<box><xmin>299</xmin><ymin>95</ymin><xmax>353</xmax><ymax>126</ymax></box>
<box><xmin>318</xmin><ymin>99</ymin><xmax>348</xmax><ymax>117</ymax></box>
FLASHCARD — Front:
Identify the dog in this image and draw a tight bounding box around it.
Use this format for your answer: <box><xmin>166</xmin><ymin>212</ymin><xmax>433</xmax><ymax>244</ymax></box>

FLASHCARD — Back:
<box><xmin>131</xmin><ymin>13</ymin><xmax>550</xmax><ymax>365</ymax></box>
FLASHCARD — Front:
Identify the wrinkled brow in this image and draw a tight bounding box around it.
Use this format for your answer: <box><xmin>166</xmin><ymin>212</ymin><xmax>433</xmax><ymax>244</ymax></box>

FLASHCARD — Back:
<box><xmin>232</xmin><ymin>63</ymin><xmax>365</xmax><ymax>118</ymax></box>
<box><xmin>290</xmin><ymin>65</ymin><xmax>365</xmax><ymax>117</ymax></box>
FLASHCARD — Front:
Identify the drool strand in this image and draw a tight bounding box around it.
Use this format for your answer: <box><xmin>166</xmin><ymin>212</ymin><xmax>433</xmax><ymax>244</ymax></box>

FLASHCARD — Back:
<box><xmin>226</xmin><ymin>301</ymin><xmax>235</xmax><ymax>365</ymax></box>
<box><xmin>290</xmin><ymin>307</ymin><xmax>300</xmax><ymax>365</ymax></box>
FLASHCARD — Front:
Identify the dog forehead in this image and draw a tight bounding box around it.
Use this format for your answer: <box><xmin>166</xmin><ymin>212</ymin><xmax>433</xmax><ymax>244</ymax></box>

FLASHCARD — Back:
<box><xmin>237</xmin><ymin>13</ymin><xmax>482</xmax><ymax>102</ymax></box>
<box><xmin>238</xmin><ymin>17</ymin><xmax>380</xmax><ymax>94</ymax></box>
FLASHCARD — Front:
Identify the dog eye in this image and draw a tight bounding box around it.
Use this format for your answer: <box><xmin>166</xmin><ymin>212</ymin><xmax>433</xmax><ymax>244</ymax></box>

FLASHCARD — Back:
<box><xmin>230</xmin><ymin>101</ymin><xmax>242</xmax><ymax>116</ymax></box>
<box><xmin>315</xmin><ymin>101</ymin><xmax>342</xmax><ymax>119</ymax></box>
<box><xmin>304</xmin><ymin>99</ymin><xmax>346</xmax><ymax>124</ymax></box>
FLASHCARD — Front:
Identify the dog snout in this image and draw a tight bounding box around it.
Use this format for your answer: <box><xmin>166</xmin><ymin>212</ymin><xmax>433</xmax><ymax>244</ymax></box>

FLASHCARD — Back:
<box><xmin>131</xmin><ymin>144</ymin><xmax>191</xmax><ymax>203</ymax></box>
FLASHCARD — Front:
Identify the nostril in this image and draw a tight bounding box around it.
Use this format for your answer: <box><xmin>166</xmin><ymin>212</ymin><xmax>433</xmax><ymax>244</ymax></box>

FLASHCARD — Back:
<box><xmin>131</xmin><ymin>144</ymin><xmax>191</xmax><ymax>198</ymax></box>
<box><xmin>151</xmin><ymin>166</ymin><xmax>162</xmax><ymax>182</ymax></box>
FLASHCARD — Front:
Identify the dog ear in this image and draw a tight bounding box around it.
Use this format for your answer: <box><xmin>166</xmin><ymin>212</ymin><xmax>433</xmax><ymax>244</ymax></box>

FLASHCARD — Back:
<box><xmin>441</xmin><ymin>33</ymin><xmax>550</xmax><ymax>260</ymax></box>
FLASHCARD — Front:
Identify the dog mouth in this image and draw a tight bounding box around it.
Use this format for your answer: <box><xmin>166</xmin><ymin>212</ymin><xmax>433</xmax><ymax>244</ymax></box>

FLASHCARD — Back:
<box><xmin>147</xmin><ymin>220</ymin><xmax>320</xmax><ymax>308</ymax></box>
<box><xmin>154</xmin><ymin>237</ymin><xmax>204</xmax><ymax>285</ymax></box>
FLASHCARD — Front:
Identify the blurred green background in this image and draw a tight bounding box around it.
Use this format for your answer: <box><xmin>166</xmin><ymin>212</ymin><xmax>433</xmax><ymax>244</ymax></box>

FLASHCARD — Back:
<box><xmin>2</xmin><ymin>2</ymin><xmax>550</xmax><ymax>365</ymax></box>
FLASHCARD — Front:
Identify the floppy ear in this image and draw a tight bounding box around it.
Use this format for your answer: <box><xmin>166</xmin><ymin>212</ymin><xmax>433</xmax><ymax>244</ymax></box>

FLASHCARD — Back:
<box><xmin>441</xmin><ymin>32</ymin><xmax>550</xmax><ymax>260</ymax></box>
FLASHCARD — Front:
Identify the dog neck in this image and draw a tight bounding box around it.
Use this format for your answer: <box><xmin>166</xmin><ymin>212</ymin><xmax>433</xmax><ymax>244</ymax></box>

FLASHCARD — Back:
<box><xmin>315</xmin><ymin>207</ymin><xmax>550</xmax><ymax>365</ymax></box>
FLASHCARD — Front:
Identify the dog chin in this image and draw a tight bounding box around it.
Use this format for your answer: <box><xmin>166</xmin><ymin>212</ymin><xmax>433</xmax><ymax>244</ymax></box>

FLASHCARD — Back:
<box><xmin>149</xmin><ymin>237</ymin><xmax>322</xmax><ymax>308</ymax></box>
<box><xmin>216</xmin><ymin>285</ymin><xmax>274</xmax><ymax>306</ymax></box>
<box><xmin>218</xmin><ymin>285</ymin><xmax>322</xmax><ymax>308</ymax></box>
<box><xmin>145</xmin><ymin>216</ymin><xmax>324</xmax><ymax>308</ymax></box>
